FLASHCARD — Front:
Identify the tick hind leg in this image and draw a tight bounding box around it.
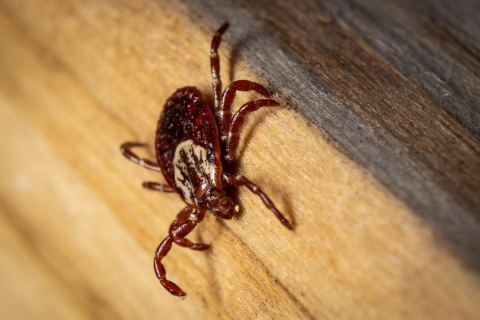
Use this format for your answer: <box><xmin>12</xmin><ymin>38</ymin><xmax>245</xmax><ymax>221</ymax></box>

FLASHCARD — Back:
<box><xmin>223</xmin><ymin>173</ymin><xmax>292</xmax><ymax>230</ymax></box>
<box><xmin>143</xmin><ymin>182</ymin><xmax>175</xmax><ymax>193</ymax></box>
<box><xmin>121</xmin><ymin>143</ymin><xmax>174</xmax><ymax>192</ymax></box>
<box><xmin>154</xmin><ymin>208</ymin><xmax>206</xmax><ymax>297</ymax></box>
<box><xmin>210</xmin><ymin>22</ymin><xmax>229</xmax><ymax>115</ymax></box>
<box><xmin>224</xmin><ymin>99</ymin><xmax>280</xmax><ymax>163</ymax></box>
<box><xmin>120</xmin><ymin>142</ymin><xmax>161</xmax><ymax>171</ymax></box>
<box><xmin>208</xmin><ymin>22</ymin><xmax>280</xmax><ymax>162</ymax></box>
<box><xmin>217</xmin><ymin>80</ymin><xmax>272</xmax><ymax>141</ymax></box>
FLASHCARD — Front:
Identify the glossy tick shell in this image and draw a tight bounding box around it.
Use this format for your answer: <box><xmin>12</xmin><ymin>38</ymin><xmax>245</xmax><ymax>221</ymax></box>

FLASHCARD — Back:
<box><xmin>156</xmin><ymin>87</ymin><xmax>224</xmax><ymax>207</ymax></box>
<box><xmin>120</xmin><ymin>22</ymin><xmax>292</xmax><ymax>298</ymax></box>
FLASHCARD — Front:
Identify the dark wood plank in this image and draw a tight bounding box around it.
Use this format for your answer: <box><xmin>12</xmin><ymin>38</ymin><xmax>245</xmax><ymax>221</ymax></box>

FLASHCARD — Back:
<box><xmin>180</xmin><ymin>0</ymin><xmax>480</xmax><ymax>270</ymax></box>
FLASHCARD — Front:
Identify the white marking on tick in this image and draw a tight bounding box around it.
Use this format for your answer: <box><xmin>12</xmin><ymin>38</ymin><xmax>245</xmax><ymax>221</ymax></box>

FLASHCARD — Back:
<box><xmin>173</xmin><ymin>140</ymin><xmax>219</xmax><ymax>206</ymax></box>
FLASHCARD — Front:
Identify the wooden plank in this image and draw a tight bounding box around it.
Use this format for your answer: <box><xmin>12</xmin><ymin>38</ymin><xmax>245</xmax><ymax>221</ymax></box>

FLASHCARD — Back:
<box><xmin>0</xmin><ymin>0</ymin><xmax>479</xmax><ymax>319</ymax></box>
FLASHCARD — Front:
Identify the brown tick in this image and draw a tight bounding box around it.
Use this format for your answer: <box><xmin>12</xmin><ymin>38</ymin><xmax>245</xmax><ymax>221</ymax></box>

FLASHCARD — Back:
<box><xmin>120</xmin><ymin>22</ymin><xmax>292</xmax><ymax>298</ymax></box>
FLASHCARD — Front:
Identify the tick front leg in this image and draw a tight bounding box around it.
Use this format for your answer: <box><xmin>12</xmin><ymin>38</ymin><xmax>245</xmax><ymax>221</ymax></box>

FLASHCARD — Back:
<box><xmin>169</xmin><ymin>207</ymin><xmax>210</xmax><ymax>250</ymax></box>
<box><xmin>223</xmin><ymin>173</ymin><xmax>292</xmax><ymax>230</ymax></box>
<box><xmin>225</xmin><ymin>99</ymin><xmax>280</xmax><ymax>162</ymax></box>
<box><xmin>120</xmin><ymin>142</ymin><xmax>161</xmax><ymax>171</ymax></box>
<box><xmin>143</xmin><ymin>181</ymin><xmax>175</xmax><ymax>193</ymax></box>
<box><xmin>154</xmin><ymin>208</ymin><xmax>206</xmax><ymax>298</ymax></box>
<box><xmin>218</xmin><ymin>80</ymin><xmax>271</xmax><ymax>139</ymax></box>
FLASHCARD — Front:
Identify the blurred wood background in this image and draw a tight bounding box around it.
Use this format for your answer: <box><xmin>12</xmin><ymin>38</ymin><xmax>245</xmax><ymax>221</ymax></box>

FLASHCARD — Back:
<box><xmin>1</xmin><ymin>0</ymin><xmax>479</xmax><ymax>319</ymax></box>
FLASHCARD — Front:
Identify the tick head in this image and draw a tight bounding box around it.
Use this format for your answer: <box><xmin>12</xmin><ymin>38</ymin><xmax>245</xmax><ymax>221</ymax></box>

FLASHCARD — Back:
<box><xmin>201</xmin><ymin>188</ymin><xmax>238</xmax><ymax>219</ymax></box>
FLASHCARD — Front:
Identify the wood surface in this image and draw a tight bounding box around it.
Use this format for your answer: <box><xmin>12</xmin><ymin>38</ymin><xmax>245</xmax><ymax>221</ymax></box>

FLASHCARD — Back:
<box><xmin>1</xmin><ymin>0</ymin><xmax>479</xmax><ymax>319</ymax></box>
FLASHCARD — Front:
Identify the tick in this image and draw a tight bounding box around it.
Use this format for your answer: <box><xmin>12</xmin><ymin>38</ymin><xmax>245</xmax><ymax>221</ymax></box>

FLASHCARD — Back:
<box><xmin>120</xmin><ymin>22</ymin><xmax>292</xmax><ymax>298</ymax></box>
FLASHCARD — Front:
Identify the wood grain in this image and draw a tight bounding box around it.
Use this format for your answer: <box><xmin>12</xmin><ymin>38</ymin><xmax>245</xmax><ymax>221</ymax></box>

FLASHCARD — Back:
<box><xmin>0</xmin><ymin>0</ymin><xmax>479</xmax><ymax>319</ymax></box>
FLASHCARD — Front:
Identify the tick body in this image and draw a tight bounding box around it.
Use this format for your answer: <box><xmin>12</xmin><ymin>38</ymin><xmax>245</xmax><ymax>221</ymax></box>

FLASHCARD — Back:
<box><xmin>121</xmin><ymin>22</ymin><xmax>292</xmax><ymax>298</ymax></box>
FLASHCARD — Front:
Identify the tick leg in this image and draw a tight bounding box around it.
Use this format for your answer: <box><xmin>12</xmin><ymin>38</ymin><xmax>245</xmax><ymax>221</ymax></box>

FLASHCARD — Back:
<box><xmin>143</xmin><ymin>181</ymin><xmax>175</xmax><ymax>193</ymax></box>
<box><xmin>211</xmin><ymin>22</ymin><xmax>229</xmax><ymax>115</ymax></box>
<box><xmin>169</xmin><ymin>207</ymin><xmax>210</xmax><ymax>250</ymax></box>
<box><xmin>218</xmin><ymin>80</ymin><xmax>271</xmax><ymax>140</ymax></box>
<box><xmin>223</xmin><ymin>173</ymin><xmax>292</xmax><ymax>230</ymax></box>
<box><xmin>120</xmin><ymin>142</ymin><xmax>160</xmax><ymax>171</ymax></box>
<box><xmin>225</xmin><ymin>99</ymin><xmax>280</xmax><ymax>163</ymax></box>
<box><xmin>154</xmin><ymin>208</ymin><xmax>206</xmax><ymax>298</ymax></box>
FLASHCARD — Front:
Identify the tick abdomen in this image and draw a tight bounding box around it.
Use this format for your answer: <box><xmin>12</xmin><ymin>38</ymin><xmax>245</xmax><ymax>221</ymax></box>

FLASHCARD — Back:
<box><xmin>155</xmin><ymin>87</ymin><xmax>223</xmax><ymax>189</ymax></box>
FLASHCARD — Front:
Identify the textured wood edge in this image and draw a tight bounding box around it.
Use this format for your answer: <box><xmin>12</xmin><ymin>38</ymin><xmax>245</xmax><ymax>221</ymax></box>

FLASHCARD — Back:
<box><xmin>179</xmin><ymin>0</ymin><xmax>480</xmax><ymax>271</ymax></box>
